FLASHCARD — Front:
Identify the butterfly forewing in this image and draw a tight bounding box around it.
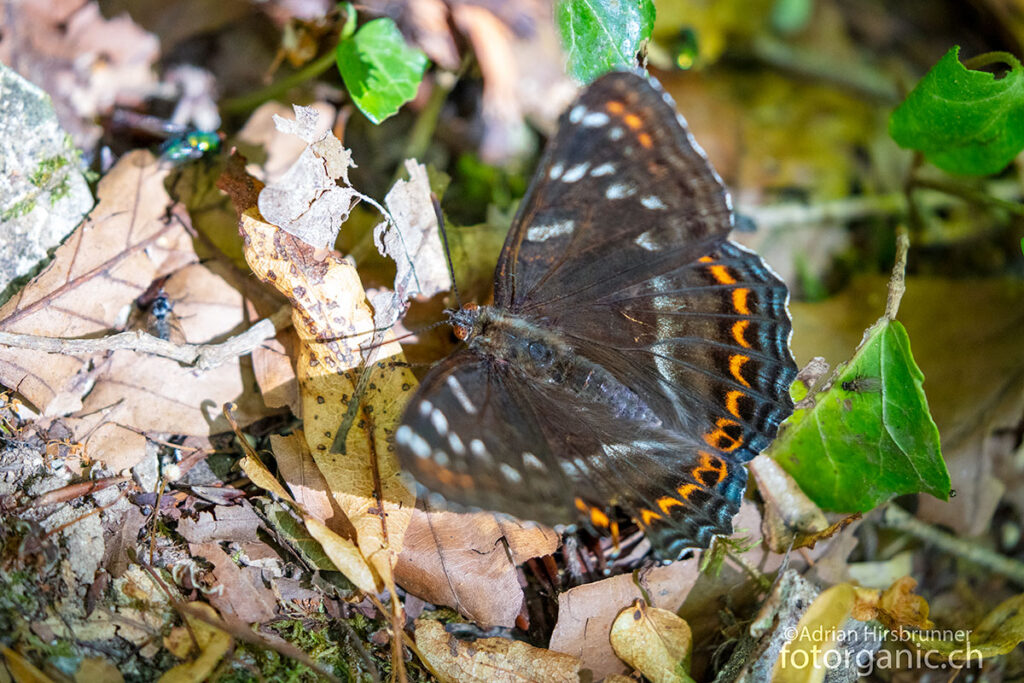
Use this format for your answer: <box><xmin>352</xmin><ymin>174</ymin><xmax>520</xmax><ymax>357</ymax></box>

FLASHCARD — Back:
<box><xmin>395</xmin><ymin>71</ymin><xmax>797</xmax><ymax>560</ymax></box>
<box><xmin>494</xmin><ymin>71</ymin><xmax>733</xmax><ymax>312</ymax></box>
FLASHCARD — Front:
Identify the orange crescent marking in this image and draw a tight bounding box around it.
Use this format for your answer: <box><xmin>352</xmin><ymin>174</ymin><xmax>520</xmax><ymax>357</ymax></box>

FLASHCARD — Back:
<box><xmin>732</xmin><ymin>320</ymin><xmax>752</xmax><ymax>348</ymax></box>
<box><xmin>725</xmin><ymin>390</ymin><xmax>745</xmax><ymax>418</ymax></box>
<box><xmin>574</xmin><ymin>497</ymin><xmax>589</xmax><ymax>513</ymax></box>
<box><xmin>638</xmin><ymin>133</ymin><xmax>653</xmax><ymax>148</ymax></box>
<box><xmin>639</xmin><ymin>508</ymin><xmax>663</xmax><ymax>526</ymax></box>
<box><xmin>657</xmin><ymin>495</ymin><xmax>685</xmax><ymax>515</ymax></box>
<box><xmin>732</xmin><ymin>288</ymin><xmax>750</xmax><ymax>315</ymax></box>
<box><xmin>694</xmin><ymin>451</ymin><xmax>728</xmax><ymax>486</ymax></box>
<box><xmin>698</xmin><ymin>255</ymin><xmax>714</xmax><ymax>263</ymax></box>
<box><xmin>730</xmin><ymin>354</ymin><xmax>752</xmax><ymax>388</ymax></box>
<box><xmin>703</xmin><ymin>418</ymin><xmax>744</xmax><ymax>452</ymax></box>
<box><xmin>590</xmin><ymin>507</ymin><xmax>610</xmax><ymax>528</ymax></box>
<box><xmin>677</xmin><ymin>483</ymin><xmax>700</xmax><ymax>500</ymax></box>
<box><xmin>709</xmin><ymin>264</ymin><xmax>736</xmax><ymax>285</ymax></box>
<box><xmin>624</xmin><ymin>113</ymin><xmax>644</xmax><ymax>130</ymax></box>
<box><xmin>606</xmin><ymin>101</ymin><xmax>625</xmax><ymax>114</ymax></box>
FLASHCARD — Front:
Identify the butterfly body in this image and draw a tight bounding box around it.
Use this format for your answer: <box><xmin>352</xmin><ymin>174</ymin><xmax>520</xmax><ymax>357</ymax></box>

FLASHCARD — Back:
<box><xmin>395</xmin><ymin>71</ymin><xmax>797</xmax><ymax>560</ymax></box>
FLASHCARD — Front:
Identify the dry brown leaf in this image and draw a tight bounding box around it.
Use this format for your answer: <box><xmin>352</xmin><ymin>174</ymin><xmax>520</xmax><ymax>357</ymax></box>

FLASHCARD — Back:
<box><xmin>851</xmin><ymin>576</ymin><xmax>933</xmax><ymax>632</ymax></box>
<box><xmin>239</xmin><ymin>204</ymin><xmax>415</xmax><ymax>588</ymax></box>
<box><xmin>236</xmin><ymin>101</ymin><xmax>337</xmax><ymax>184</ymax></box>
<box><xmin>271</xmin><ymin>432</ymin><xmax>353</xmax><ymax>539</ymax></box>
<box><xmin>394</xmin><ymin>509</ymin><xmax>558</xmax><ymax>627</ymax></box>
<box><xmin>0</xmin><ymin>150</ymin><xmax>195</xmax><ymax>416</ymax></box>
<box><xmin>256</xmin><ymin>106</ymin><xmax>359</xmax><ymax>249</ymax></box>
<box><xmin>0</xmin><ymin>2</ymin><xmax>160</xmax><ymax>150</ymax></box>
<box><xmin>188</xmin><ymin>542</ymin><xmax>277</xmax><ymax>624</ymax></box>
<box><xmin>415</xmin><ymin>619</ymin><xmax>580</xmax><ymax>683</ymax></box>
<box><xmin>250</xmin><ymin>331</ymin><xmax>299</xmax><ymax>411</ymax></box>
<box><xmin>375</xmin><ymin>160</ymin><xmax>449</xmax><ymax>308</ymax></box>
<box><xmin>238</xmin><ymin>451</ymin><xmax>378</xmax><ymax>593</ymax></box>
<box><xmin>156</xmin><ymin>603</ymin><xmax>232</xmax><ymax>683</ymax></box>
<box><xmin>609</xmin><ymin>601</ymin><xmax>694</xmax><ymax>683</ymax></box>
<box><xmin>176</xmin><ymin>505</ymin><xmax>262</xmax><ymax>544</ymax></box>
<box><xmin>549</xmin><ymin>559</ymin><xmax>701</xmax><ymax>678</ymax></box>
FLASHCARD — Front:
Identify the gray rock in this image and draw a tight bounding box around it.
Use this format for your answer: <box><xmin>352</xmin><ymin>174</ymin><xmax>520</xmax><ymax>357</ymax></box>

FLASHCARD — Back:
<box><xmin>0</xmin><ymin>65</ymin><xmax>94</xmax><ymax>304</ymax></box>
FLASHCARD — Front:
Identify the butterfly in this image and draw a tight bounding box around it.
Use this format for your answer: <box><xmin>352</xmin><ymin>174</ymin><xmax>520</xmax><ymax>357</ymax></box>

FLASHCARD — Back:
<box><xmin>394</xmin><ymin>71</ymin><xmax>797</xmax><ymax>561</ymax></box>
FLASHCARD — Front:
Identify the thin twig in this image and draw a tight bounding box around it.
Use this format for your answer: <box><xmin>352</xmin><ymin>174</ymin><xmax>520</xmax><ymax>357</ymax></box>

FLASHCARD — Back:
<box><xmin>886</xmin><ymin>228</ymin><xmax>909</xmax><ymax>320</ymax></box>
<box><xmin>0</xmin><ymin>305</ymin><xmax>292</xmax><ymax>371</ymax></box>
<box><xmin>880</xmin><ymin>505</ymin><xmax>1024</xmax><ymax>587</ymax></box>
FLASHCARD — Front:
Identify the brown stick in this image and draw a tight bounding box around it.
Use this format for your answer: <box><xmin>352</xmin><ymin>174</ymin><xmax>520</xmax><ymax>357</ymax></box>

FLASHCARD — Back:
<box><xmin>0</xmin><ymin>305</ymin><xmax>292</xmax><ymax>371</ymax></box>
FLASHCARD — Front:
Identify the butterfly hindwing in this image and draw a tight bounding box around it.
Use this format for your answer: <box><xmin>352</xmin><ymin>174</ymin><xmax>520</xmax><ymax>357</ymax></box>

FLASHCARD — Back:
<box><xmin>395</xmin><ymin>350</ymin><xmax>576</xmax><ymax>526</ymax></box>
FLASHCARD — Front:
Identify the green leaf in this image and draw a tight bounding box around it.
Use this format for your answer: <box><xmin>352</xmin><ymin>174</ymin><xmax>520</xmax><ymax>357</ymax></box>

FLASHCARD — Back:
<box><xmin>556</xmin><ymin>0</ymin><xmax>656</xmax><ymax>83</ymax></box>
<box><xmin>336</xmin><ymin>18</ymin><xmax>429</xmax><ymax>124</ymax></box>
<box><xmin>769</xmin><ymin>319</ymin><xmax>951</xmax><ymax>512</ymax></box>
<box><xmin>889</xmin><ymin>46</ymin><xmax>1024</xmax><ymax>175</ymax></box>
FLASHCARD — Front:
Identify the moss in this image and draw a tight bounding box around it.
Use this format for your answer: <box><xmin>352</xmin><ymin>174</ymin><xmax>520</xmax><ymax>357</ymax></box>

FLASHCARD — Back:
<box><xmin>28</xmin><ymin>154</ymin><xmax>70</xmax><ymax>189</ymax></box>
<box><xmin>1</xmin><ymin>197</ymin><xmax>36</xmax><ymax>222</ymax></box>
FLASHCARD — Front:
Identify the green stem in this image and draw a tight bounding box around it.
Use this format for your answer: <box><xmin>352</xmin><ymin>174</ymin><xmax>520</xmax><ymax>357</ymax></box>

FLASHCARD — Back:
<box><xmin>220</xmin><ymin>49</ymin><xmax>339</xmax><ymax>116</ymax></box>
<box><xmin>910</xmin><ymin>176</ymin><xmax>1024</xmax><ymax>218</ymax></box>
<box><xmin>881</xmin><ymin>505</ymin><xmax>1024</xmax><ymax>587</ymax></box>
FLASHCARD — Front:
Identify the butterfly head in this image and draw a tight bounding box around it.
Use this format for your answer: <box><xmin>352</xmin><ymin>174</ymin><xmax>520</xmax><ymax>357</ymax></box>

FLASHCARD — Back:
<box><xmin>447</xmin><ymin>302</ymin><xmax>482</xmax><ymax>341</ymax></box>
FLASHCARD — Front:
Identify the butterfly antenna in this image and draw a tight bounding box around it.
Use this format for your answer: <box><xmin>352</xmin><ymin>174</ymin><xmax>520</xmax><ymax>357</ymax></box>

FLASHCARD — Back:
<box><xmin>433</xmin><ymin>192</ymin><xmax>461</xmax><ymax>309</ymax></box>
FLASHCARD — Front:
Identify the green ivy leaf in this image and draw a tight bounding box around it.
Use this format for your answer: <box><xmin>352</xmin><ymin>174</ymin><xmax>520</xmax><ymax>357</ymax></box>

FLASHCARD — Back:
<box><xmin>889</xmin><ymin>46</ymin><xmax>1024</xmax><ymax>175</ymax></box>
<box><xmin>769</xmin><ymin>319</ymin><xmax>951</xmax><ymax>512</ymax></box>
<box><xmin>336</xmin><ymin>18</ymin><xmax>429</xmax><ymax>124</ymax></box>
<box><xmin>556</xmin><ymin>0</ymin><xmax>656</xmax><ymax>83</ymax></box>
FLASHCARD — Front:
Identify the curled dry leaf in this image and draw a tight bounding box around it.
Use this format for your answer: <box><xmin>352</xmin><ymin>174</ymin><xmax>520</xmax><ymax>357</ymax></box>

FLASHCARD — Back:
<box><xmin>850</xmin><ymin>575</ymin><xmax>933</xmax><ymax>632</ymax></box>
<box><xmin>394</xmin><ymin>508</ymin><xmax>559</xmax><ymax>627</ymax></box>
<box><xmin>239</xmin><ymin>117</ymin><xmax>420</xmax><ymax>587</ymax></box>
<box><xmin>609</xmin><ymin>600</ymin><xmax>694</xmax><ymax>683</ymax></box>
<box><xmin>156</xmin><ymin>603</ymin><xmax>232</xmax><ymax>683</ymax></box>
<box><xmin>909</xmin><ymin>592</ymin><xmax>1024</xmax><ymax>661</ymax></box>
<box><xmin>415</xmin><ymin>619</ymin><xmax>581</xmax><ymax>683</ymax></box>
<box><xmin>256</xmin><ymin>105</ymin><xmax>359</xmax><ymax>249</ymax></box>
<box><xmin>238</xmin><ymin>447</ymin><xmax>378</xmax><ymax>594</ymax></box>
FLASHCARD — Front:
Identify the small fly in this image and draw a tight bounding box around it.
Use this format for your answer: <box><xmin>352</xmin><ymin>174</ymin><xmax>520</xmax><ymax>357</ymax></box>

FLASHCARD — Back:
<box><xmin>134</xmin><ymin>278</ymin><xmax>187</xmax><ymax>344</ymax></box>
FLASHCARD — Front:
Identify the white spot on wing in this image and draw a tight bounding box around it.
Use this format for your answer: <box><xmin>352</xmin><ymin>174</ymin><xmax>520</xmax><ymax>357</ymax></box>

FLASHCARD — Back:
<box><xmin>560</xmin><ymin>163</ymin><xmax>590</xmax><ymax>183</ymax></box>
<box><xmin>470</xmin><ymin>439</ymin><xmax>491</xmax><ymax>463</ymax></box>
<box><xmin>430</xmin><ymin>409</ymin><xmax>448</xmax><ymax>435</ymax></box>
<box><xmin>560</xmin><ymin>460</ymin><xmax>578</xmax><ymax>477</ymax></box>
<box><xmin>446</xmin><ymin>375</ymin><xmax>477</xmax><ymax>415</ymax></box>
<box><xmin>590</xmin><ymin>163</ymin><xmax>615</xmax><ymax>177</ymax></box>
<box><xmin>418</xmin><ymin>400</ymin><xmax>433</xmax><ymax>417</ymax></box>
<box><xmin>609</xmin><ymin>127</ymin><xmax>624</xmax><ymax>141</ymax></box>
<box><xmin>549</xmin><ymin>163</ymin><xmax>564</xmax><ymax>180</ymax></box>
<box><xmin>522</xmin><ymin>452</ymin><xmax>545</xmax><ymax>470</ymax></box>
<box><xmin>606</xmin><ymin>184</ymin><xmax>635</xmax><ymax>200</ymax></box>
<box><xmin>448</xmin><ymin>432</ymin><xmax>466</xmax><ymax>455</ymax></box>
<box><xmin>433</xmin><ymin>450</ymin><xmax>450</xmax><ymax>467</ymax></box>
<box><xmin>500</xmin><ymin>463</ymin><xmax>523</xmax><ymax>483</ymax></box>
<box><xmin>569</xmin><ymin>105</ymin><xmax>586</xmax><ymax>123</ymax></box>
<box><xmin>526</xmin><ymin>220</ymin><xmax>574</xmax><ymax>242</ymax></box>
<box><xmin>641</xmin><ymin>195</ymin><xmax>668</xmax><ymax>210</ymax></box>
<box><xmin>396</xmin><ymin>425</ymin><xmax>431</xmax><ymax>459</ymax></box>
<box><xmin>634</xmin><ymin>231</ymin><xmax>659</xmax><ymax>251</ymax></box>
<box><xmin>581</xmin><ymin>112</ymin><xmax>609</xmax><ymax>127</ymax></box>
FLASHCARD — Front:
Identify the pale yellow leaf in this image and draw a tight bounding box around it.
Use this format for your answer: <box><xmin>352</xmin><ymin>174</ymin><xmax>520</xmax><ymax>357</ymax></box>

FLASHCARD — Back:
<box><xmin>610</xmin><ymin>601</ymin><xmax>694</xmax><ymax>683</ymax></box>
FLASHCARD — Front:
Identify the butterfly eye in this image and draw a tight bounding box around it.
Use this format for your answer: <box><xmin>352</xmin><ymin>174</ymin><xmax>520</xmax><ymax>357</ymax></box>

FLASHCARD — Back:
<box><xmin>527</xmin><ymin>341</ymin><xmax>554</xmax><ymax>366</ymax></box>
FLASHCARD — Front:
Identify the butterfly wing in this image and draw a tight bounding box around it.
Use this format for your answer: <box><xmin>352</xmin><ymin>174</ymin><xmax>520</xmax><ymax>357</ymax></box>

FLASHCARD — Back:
<box><xmin>494</xmin><ymin>70</ymin><xmax>733</xmax><ymax>312</ymax></box>
<box><xmin>395</xmin><ymin>349</ymin><xmax>577</xmax><ymax>526</ymax></box>
<box><xmin>397</xmin><ymin>350</ymin><xmax>747</xmax><ymax>558</ymax></box>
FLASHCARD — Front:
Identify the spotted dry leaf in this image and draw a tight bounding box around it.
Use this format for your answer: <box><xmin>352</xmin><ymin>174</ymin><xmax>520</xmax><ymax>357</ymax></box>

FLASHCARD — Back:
<box><xmin>609</xmin><ymin>601</ymin><xmax>694</xmax><ymax>683</ymax></box>
<box><xmin>239</xmin><ymin>204</ymin><xmax>415</xmax><ymax>587</ymax></box>
<box><xmin>415</xmin><ymin>619</ymin><xmax>581</xmax><ymax>683</ymax></box>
